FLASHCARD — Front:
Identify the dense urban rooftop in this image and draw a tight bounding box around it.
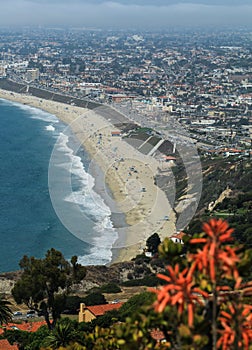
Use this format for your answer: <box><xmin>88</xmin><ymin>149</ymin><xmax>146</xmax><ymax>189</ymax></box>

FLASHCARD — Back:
<box><xmin>0</xmin><ymin>27</ymin><xmax>251</xmax><ymax>151</ymax></box>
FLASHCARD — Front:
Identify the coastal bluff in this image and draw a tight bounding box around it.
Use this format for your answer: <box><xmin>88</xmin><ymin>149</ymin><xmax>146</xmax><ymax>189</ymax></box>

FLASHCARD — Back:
<box><xmin>0</xmin><ymin>271</ymin><xmax>22</xmax><ymax>295</ymax></box>
<box><xmin>0</xmin><ymin>258</ymin><xmax>164</xmax><ymax>295</ymax></box>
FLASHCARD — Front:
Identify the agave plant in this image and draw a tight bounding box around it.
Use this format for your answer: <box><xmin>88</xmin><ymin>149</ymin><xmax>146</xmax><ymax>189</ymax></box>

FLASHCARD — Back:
<box><xmin>43</xmin><ymin>320</ymin><xmax>80</xmax><ymax>349</ymax></box>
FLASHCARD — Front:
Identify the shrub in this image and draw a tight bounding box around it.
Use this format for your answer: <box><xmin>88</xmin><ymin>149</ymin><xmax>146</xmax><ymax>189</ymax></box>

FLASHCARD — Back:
<box><xmin>64</xmin><ymin>295</ymin><xmax>81</xmax><ymax>314</ymax></box>
<box><xmin>121</xmin><ymin>275</ymin><xmax>161</xmax><ymax>287</ymax></box>
<box><xmin>99</xmin><ymin>283</ymin><xmax>122</xmax><ymax>294</ymax></box>
<box><xmin>83</xmin><ymin>292</ymin><xmax>107</xmax><ymax>306</ymax></box>
<box><xmin>119</xmin><ymin>292</ymin><xmax>155</xmax><ymax>319</ymax></box>
<box><xmin>132</xmin><ymin>254</ymin><xmax>151</xmax><ymax>265</ymax></box>
<box><xmin>127</xmin><ymin>272</ymin><xmax>133</xmax><ymax>280</ymax></box>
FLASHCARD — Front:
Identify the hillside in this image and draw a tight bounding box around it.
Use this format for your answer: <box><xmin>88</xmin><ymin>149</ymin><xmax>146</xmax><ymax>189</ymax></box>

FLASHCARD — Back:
<box><xmin>0</xmin><ymin>254</ymin><xmax>165</xmax><ymax>296</ymax></box>
<box><xmin>186</xmin><ymin>156</ymin><xmax>252</xmax><ymax>242</ymax></box>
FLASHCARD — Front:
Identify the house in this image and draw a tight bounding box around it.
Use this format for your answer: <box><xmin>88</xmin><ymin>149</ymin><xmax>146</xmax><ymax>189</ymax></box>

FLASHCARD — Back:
<box><xmin>159</xmin><ymin>155</ymin><xmax>176</xmax><ymax>170</ymax></box>
<box><xmin>145</xmin><ymin>251</ymin><xmax>153</xmax><ymax>258</ymax></box>
<box><xmin>150</xmin><ymin>329</ymin><xmax>166</xmax><ymax>343</ymax></box>
<box><xmin>163</xmin><ymin>156</ymin><xmax>176</xmax><ymax>162</ymax></box>
<box><xmin>0</xmin><ymin>321</ymin><xmax>46</xmax><ymax>335</ymax></box>
<box><xmin>111</xmin><ymin>131</ymin><xmax>121</xmax><ymax>137</ymax></box>
<box><xmin>170</xmin><ymin>231</ymin><xmax>186</xmax><ymax>244</ymax></box>
<box><xmin>0</xmin><ymin>339</ymin><xmax>18</xmax><ymax>350</ymax></box>
<box><xmin>78</xmin><ymin>302</ymin><xmax>123</xmax><ymax>323</ymax></box>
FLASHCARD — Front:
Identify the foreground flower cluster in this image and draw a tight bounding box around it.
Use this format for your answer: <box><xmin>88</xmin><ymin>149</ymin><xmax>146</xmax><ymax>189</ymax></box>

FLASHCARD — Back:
<box><xmin>151</xmin><ymin>219</ymin><xmax>252</xmax><ymax>350</ymax></box>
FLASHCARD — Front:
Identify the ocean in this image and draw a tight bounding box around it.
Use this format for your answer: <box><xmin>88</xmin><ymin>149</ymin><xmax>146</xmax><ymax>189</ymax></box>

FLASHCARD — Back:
<box><xmin>0</xmin><ymin>98</ymin><xmax>117</xmax><ymax>272</ymax></box>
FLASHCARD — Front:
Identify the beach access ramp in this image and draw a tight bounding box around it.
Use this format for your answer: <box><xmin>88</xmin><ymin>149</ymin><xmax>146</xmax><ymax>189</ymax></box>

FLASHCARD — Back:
<box><xmin>148</xmin><ymin>139</ymin><xmax>165</xmax><ymax>156</ymax></box>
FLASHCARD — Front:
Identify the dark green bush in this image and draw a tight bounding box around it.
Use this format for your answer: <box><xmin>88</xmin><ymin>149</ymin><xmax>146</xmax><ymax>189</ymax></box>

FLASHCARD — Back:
<box><xmin>63</xmin><ymin>295</ymin><xmax>81</xmax><ymax>314</ymax></box>
<box><xmin>132</xmin><ymin>254</ymin><xmax>151</xmax><ymax>265</ymax></box>
<box><xmin>99</xmin><ymin>283</ymin><xmax>122</xmax><ymax>294</ymax></box>
<box><xmin>121</xmin><ymin>275</ymin><xmax>161</xmax><ymax>287</ymax></box>
<box><xmin>83</xmin><ymin>292</ymin><xmax>107</xmax><ymax>306</ymax></box>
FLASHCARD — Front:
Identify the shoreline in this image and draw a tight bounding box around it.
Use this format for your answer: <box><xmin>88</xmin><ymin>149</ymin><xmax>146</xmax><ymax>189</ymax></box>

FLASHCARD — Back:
<box><xmin>0</xmin><ymin>88</ymin><xmax>176</xmax><ymax>264</ymax></box>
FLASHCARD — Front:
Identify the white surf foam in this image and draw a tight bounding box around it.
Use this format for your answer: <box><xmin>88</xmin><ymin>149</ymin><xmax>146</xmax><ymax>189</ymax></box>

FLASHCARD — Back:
<box><xmin>55</xmin><ymin>132</ymin><xmax>118</xmax><ymax>264</ymax></box>
<box><xmin>45</xmin><ymin>124</ymin><xmax>56</xmax><ymax>131</ymax></box>
<box><xmin>1</xmin><ymin>99</ymin><xmax>59</xmax><ymax>123</ymax></box>
<box><xmin>77</xmin><ymin>245</ymin><xmax>112</xmax><ymax>266</ymax></box>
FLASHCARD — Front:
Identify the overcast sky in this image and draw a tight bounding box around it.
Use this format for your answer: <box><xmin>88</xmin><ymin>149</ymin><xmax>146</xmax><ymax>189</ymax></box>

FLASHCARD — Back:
<box><xmin>0</xmin><ymin>0</ymin><xmax>251</xmax><ymax>28</ymax></box>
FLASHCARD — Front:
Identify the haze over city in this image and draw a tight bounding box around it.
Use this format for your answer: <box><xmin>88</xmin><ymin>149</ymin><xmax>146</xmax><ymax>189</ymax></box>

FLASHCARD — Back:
<box><xmin>0</xmin><ymin>0</ymin><xmax>252</xmax><ymax>28</ymax></box>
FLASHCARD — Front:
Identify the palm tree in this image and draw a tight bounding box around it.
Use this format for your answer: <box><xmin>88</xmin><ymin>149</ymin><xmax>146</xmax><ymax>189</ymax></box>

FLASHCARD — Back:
<box><xmin>43</xmin><ymin>320</ymin><xmax>81</xmax><ymax>349</ymax></box>
<box><xmin>64</xmin><ymin>344</ymin><xmax>86</xmax><ymax>350</ymax></box>
<box><xmin>0</xmin><ymin>296</ymin><xmax>13</xmax><ymax>325</ymax></box>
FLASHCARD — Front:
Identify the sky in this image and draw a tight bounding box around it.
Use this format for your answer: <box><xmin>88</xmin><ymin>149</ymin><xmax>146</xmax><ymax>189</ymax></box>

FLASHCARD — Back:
<box><xmin>0</xmin><ymin>0</ymin><xmax>252</xmax><ymax>28</ymax></box>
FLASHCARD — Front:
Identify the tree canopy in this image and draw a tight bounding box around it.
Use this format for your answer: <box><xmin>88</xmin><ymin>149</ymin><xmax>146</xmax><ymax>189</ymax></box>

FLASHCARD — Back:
<box><xmin>146</xmin><ymin>233</ymin><xmax>161</xmax><ymax>254</ymax></box>
<box><xmin>12</xmin><ymin>248</ymin><xmax>86</xmax><ymax>329</ymax></box>
<box><xmin>83</xmin><ymin>292</ymin><xmax>107</xmax><ymax>307</ymax></box>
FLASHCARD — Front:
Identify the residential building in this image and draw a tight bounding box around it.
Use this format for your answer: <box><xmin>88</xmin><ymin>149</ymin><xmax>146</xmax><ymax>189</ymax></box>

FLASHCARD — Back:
<box><xmin>78</xmin><ymin>302</ymin><xmax>123</xmax><ymax>323</ymax></box>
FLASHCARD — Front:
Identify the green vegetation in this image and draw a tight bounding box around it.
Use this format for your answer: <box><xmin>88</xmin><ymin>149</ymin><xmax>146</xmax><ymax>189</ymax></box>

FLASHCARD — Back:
<box><xmin>134</xmin><ymin>127</ymin><xmax>153</xmax><ymax>134</ymax></box>
<box><xmin>12</xmin><ymin>249</ymin><xmax>86</xmax><ymax>330</ymax></box>
<box><xmin>2</xmin><ymin>326</ymin><xmax>50</xmax><ymax>350</ymax></box>
<box><xmin>146</xmin><ymin>233</ymin><xmax>161</xmax><ymax>254</ymax></box>
<box><xmin>121</xmin><ymin>275</ymin><xmax>162</xmax><ymax>287</ymax></box>
<box><xmin>2</xmin><ymin>159</ymin><xmax>252</xmax><ymax>349</ymax></box>
<box><xmin>42</xmin><ymin>319</ymin><xmax>83</xmax><ymax>349</ymax></box>
<box><xmin>90</xmin><ymin>283</ymin><xmax>122</xmax><ymax>294</ymax></box>
<box><xmin>188</xmin><ymin>159</ymin><xmax>252</xmax><ymax>247</ymax></box>
<box><xmin>118</xmin><ymin>292</ymin><xmax>154</xmax><ymax>319</ymax></box>
<box><xmin>82</xmin><ymin>293</ymin><xmax>107</xmax><ymax>307</ymax></box>
<box><xmin>62</xmin><ymin>293</ymin><xmax>107</xmax><ymax>315</ymax></box>
<box><xmin>3</xmin><ymin>219</ymin><xmax>252</xmax><ymax>349</ymax></box>
<box><xmin>2</xmin><ymin>217</ymin><xmax>252</xmax><ymax>349</ymax></box>
<box><xmin>0</xmin><ymin>297</ymin><xmax>12</xmax><ymax>325</ymax></box>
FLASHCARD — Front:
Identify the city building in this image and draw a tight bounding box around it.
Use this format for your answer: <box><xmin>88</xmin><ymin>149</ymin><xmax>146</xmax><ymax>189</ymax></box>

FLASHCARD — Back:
<box><xmin>26</xmin><ymin>68</ymin><xmax>39</xmax><ymax>82</ymax></box>
<box><xmin>0</xmin><ymin>66</ymin><xmax>6</xmax><ymax>77</ymax></box>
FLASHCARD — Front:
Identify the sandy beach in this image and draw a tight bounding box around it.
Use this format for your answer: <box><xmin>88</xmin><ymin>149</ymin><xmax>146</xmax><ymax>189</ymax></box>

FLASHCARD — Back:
<box><xmin>0</xmin><ymin>88</ymin><xmax>176</xmax><ymax>262</ymax></box>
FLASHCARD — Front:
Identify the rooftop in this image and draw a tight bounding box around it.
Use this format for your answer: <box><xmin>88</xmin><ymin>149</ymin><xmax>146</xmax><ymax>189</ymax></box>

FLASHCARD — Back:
<box><xmin>86</xmin><ymin>302</ymin><xmax>124</xmax><ymax>316</ymax></box>
<box><xmin>0</xmin><ymin>339</ymin><xmax>18</xmax><ymax>350</ymax></box>
<box><xmin>0</xmin><ymin>321</ymin><xmax>46</xmax><ymax>335</ymax></box>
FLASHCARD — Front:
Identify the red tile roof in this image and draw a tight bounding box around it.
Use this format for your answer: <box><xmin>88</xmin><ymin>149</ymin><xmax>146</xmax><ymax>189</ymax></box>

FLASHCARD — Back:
<box><xmin>175</xmin><ymin>231</ymin><xmax>186</xmax><ymax>240</ymax></box>
<box><xmin>164</xmin><ymin>156</ymin><xmax>176</xmax><ymax>161</ymax></box>
<box><xmin>160</xmin><ymin>155</ymin><xmax>176</xmax><ymax>161</ymax></box>
<box><xmin>87</xmin><ymin>303</ymin><xmax>123</xmax><ymax>316</ymax></box>
<box><xmin>150</xmin><ymin>329</ymin><xmax>166</xmax><ymax>341</ymax></box>
<box><xmin>0</xmin><ymin>321</ymin><xmax>46</xmax><ymax>334</ymax></box>
<box><xmin>0</xmin><ymin>339</ymin><xmax>18</xmax><ymax>350</ymax></box>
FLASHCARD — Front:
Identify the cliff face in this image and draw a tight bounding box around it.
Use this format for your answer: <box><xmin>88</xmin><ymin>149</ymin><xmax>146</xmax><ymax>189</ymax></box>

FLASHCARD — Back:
<box><xmin>208</xmin><ymin>187</ymin><xmax>232</xmax><ymax>212</ymax></box>
<box><xmin>157</xmin><ymin>156</ymin><xmax>251</xmax><ymax>215</ymax></box>
<box><xmin>0</xmin><ymin>271</ymin><xmax>22</xmax><ymax>294</ymax></box>
<box><xmin>72</xmin><ymin>262</ymin><xmax>135</xmax><ymax>293</ymax></box>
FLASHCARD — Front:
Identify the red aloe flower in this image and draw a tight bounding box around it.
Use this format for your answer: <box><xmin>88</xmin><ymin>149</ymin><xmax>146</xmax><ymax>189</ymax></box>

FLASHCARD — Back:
<box><xmin>150</xmin><ymin>264</ymin><xmax>208</xmax><ymax>327</ymax></box>
<box><xmin>189</xmin><ymin>219</ymin><xmax>240</xmax><ymax>283</ymax></box>
<box><xmin>217</xmin><ymin>303</ymin><xmax>252</xmax><ymax>350</ymax></box>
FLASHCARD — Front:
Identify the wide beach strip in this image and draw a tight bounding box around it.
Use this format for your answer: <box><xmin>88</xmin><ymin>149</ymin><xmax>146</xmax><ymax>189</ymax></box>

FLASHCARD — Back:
<box><xmin>0</xmin><ymin>88</ymin><xmax>176</xmax><ymax>262</ymax></box>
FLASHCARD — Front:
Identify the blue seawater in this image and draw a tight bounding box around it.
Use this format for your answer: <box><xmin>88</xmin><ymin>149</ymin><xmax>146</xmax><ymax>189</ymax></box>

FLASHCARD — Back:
<box><xmin>0</xmin><ymin>99</ymin><xmax>117</xmax><ymax>272</ymax></box>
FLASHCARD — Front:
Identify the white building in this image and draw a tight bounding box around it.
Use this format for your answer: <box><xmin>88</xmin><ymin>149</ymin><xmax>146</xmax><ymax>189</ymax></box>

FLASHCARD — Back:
<box><xmin>0</xmin><ymin>66</ymin><xmax>7</xmax><ymax>77</ymax></box>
